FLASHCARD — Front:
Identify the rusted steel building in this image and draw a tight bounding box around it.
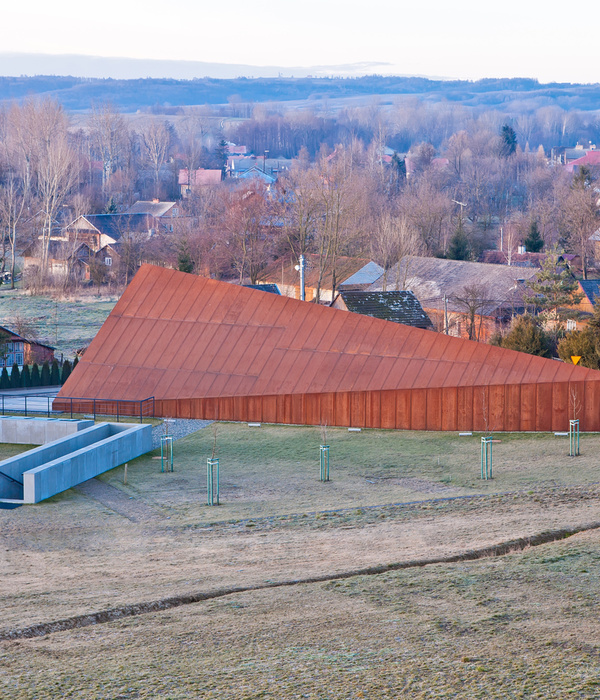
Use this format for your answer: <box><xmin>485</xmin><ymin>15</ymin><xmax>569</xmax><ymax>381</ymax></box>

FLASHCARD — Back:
<box><xmin>55</xmin><ymin>265</ymin><xmax>600</xmax><ymax>432</ymax></box>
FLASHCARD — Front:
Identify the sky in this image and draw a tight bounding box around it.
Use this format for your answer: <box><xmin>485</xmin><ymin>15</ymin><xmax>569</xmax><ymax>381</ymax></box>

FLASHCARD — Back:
<box><xmin>3</xmin><ymin>0</ymin><xmax>600</xmax><ymax>83</ymax></box>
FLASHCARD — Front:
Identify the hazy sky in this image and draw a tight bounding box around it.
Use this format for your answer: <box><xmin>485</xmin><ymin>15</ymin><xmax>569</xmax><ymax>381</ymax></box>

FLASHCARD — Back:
<box><xmin>4</xmin><ymin>0</ymin><xmax>600</xmax><ymax>83</ymax></box>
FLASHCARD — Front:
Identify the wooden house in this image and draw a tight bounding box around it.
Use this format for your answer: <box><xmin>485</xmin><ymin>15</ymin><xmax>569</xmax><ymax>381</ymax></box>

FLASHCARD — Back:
<box><xmin>0</xmin><ymin>326</ymin><xmax>54</xmax><ymax>368</ymax></box>
<box><xmin>369</xmin><ymin>256</ymin><xmax>538</xmax><ymax>342</ymax></box>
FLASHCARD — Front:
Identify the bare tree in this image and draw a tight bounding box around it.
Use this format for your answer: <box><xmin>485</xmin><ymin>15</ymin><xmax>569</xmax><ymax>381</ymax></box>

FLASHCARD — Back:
<box><xmin>88</xmin><ymin>103</ymin><xmax>128</xmax><ymax>195</ymax></box>
<box><xmin>139</xmin><ymin>120</ymin><xmax>172</xmax><ymax>198</ymax></box>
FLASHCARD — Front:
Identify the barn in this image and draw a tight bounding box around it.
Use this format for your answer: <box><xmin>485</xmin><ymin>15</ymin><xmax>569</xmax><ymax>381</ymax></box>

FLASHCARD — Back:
<box><xmin>55</xmin><ymin>265</ymin><xmax>600</xmax><ymax>432</ymax></box>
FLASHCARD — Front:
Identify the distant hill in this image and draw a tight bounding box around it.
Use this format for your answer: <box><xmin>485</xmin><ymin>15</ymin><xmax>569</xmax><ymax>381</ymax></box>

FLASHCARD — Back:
<box><xmin>1</xmin><ymin>74</ymin><xmax>600</xmax><ymax>113</ymax></box>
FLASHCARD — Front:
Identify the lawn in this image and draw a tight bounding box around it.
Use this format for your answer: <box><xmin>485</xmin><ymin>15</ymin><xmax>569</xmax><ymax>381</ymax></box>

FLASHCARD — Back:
<box><xmin>99</xmin><ymin>423</ymin><xmax>600</xmax><ymax>523</ymax></box>
<box><xmin>1</xmin><ymin>422</ymin><xmax>599</xmax><ymax>698</ymax></box>
<box><xmin>0</xmin><ymin>287</ymin><xmax>118</xmax><ymax>358</ymax></box>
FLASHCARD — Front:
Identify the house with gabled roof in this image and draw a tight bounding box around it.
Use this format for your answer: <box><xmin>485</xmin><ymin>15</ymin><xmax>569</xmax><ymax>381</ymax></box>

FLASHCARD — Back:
<box><xmin>368</xmin><ymin>255</ymin><xmax>538</xmax><ymax>341</ymax></box>
<box><xmin>331</xmin><ymin>290</ymin><xmax>433</xmax><ymax>330</ymax></box>
<box><xmin>257</xmin><ymin>256</ymin><xmax>379</xmax><ymax>303</ymax></box>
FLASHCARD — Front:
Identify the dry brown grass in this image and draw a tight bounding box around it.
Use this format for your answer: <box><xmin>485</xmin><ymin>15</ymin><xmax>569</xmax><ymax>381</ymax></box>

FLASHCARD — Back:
<box><xmin>1</xmin><ymin>425</ymin><xmax>600</xmax><ymax>698</ymax></box>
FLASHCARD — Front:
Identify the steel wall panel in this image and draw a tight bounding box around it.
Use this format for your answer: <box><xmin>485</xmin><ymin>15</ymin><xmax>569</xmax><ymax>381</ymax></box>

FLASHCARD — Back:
<box><xmin>410</xmin><ymin>389</ymin><xmax>427</xmax><ymax>430</ymax></box>
<box><xmin>365</xmin><ymin>391</ymin><xmax>381</xmax><ymax>428</ymax></box>
<box><xmin>441</xmin><ymin>388</ymin><xmax>458</xmax><ymax>431</ymax></box>
<box><xmin>319</xmin><ymin>393</ymin><xmax>336</xmax><ymax>426</ymax></box>
<box><xmin>457</xmin><ymin>387</ymin><xmax>473</xmax><ymax>431</ymax></box>
<box><xmin>583</xmin><ymin>381</ymin><xmax>600</xmax><ymax>431</ymax></box>
<box><xmin>380</xmin><ymin>391</ymin><xmax>396</xmax><ymax>429</ymax></box>
<box><xmin>489</xmin><ymin>384</ymin><xmax>506</xmax><ymax>432</ymax></box>
<box><xmin>290</xmin><ymin>394</ymin><xmax>305</xmax><ymax>424</ymax></box>
<box><xmin>551</xmin><ymin>382</ymin><xmax>569</xmax><ymax>432</ymax></box>
<box><xmin>395</xmin><ymin>390</ymin><xmax>411</xmax><ymax>429</ymax></box>
<box><xmin>305</xmin><ymin>394</ymin><xmax>321</xmax><ymax>426</ymax></box>
<box><xmin>257</xmin><ymin>395</ymin><xmax>274</xmax><ymax>423</ymax></box>
<box><xmin>350</xmin><ymin>391</ymin><xmax>366</xmax><ymax>427</ymax></box>
<box><xmin>426</xmin><ymin>388</ymin><xmax>442</xmax><ymax>430</ymax></box>
<box><xmin>504</xmin><ymin>384</ymin><xmax>521</xmax><ymax>432</ymax></box>
<box><xmin>520</xmin><ymin>384</ymin><xmax>536</xmax><ymax>431</ymax></box>
<box><xmin>535</xmin><ymin>383</ymin><xmax>553</xmax><ymax>432</ymax></box>
<box><xmin>471</xmin><ymin>386</ymin><xmax>487</xmax><ymax>432</ymax></box>
<box><xmin>336</xmin><ymin>392</ymin><xmax>351</xmax><ymax>426</ymax></box>
<box><xmin>568</xmin><ymin>381</ymin><xmax>585</xmax><ymax>426</ymax></box>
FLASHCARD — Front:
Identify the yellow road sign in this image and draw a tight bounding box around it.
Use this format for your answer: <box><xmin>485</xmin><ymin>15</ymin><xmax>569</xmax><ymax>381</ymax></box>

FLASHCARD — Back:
<box><xmin>571</xmin><ymin>356</ymin><xmax>581</xmax><ymax>365</ymax></box>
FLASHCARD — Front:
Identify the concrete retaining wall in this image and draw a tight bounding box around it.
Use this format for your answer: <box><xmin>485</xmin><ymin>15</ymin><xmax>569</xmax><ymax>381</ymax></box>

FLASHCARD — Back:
<box><xmin>0</xmin><ymin>422</ymin><xmax>152</xmax><ymax>503</ymax></box>
<box><xmin>0</xmin><ymin>417</ymin><xmax>94</xmax><ymax>445</ymax></box>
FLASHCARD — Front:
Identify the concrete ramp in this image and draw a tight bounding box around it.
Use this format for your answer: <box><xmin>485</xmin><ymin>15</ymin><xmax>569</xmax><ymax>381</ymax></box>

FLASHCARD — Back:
<box><xmin>0</xmin><ymin>422</ymin><xmax>152</xmax><ymax>504</ymax></box>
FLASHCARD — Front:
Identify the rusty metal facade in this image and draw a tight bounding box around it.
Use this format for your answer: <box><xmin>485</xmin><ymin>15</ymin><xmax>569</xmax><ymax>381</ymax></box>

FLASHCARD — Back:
<box><xmin>55</xmin><ymin>265</ymin><xmax>600</xmax><ymax>431</ymax></box>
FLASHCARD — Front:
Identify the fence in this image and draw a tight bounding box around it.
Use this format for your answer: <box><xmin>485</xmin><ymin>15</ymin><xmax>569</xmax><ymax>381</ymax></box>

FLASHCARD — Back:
<box><xmin>1</xmin><ymin>394</ymin><xmax>155</xmax><ymax>423</ymax></box>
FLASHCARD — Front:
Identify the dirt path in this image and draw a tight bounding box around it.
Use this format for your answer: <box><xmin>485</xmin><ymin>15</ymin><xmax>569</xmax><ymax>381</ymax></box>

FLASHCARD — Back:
<box><xmin>1</xmin><ymin>488</ymin><xmax>599</xmax><ymax>631</ymax></box>
<box><xmin>74</xmin><ymin>479</ymin><xmax>162</xmax><ymax>522</ymax></box>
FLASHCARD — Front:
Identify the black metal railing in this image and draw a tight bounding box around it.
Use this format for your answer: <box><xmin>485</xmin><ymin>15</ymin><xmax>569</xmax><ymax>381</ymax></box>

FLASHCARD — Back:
<box><xmin>54</xmin><ymin>396</ymin><xmax>155</xmax><ymax>423</ymax></box>
<box><xmin>0</xmin><ymin>394</ymin><xmax>155</xmax><ymax>423</ymax></box>
<box><xmin>0</xmin><ymin>392</ymin><xmax>57</xmax><ymax>418</ymax></box>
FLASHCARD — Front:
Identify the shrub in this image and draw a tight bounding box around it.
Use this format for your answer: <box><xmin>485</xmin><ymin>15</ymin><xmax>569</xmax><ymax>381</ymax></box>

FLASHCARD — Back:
<box><xmin>50</xmin><ymin>359</ymin><xmax>60</xmax><ymax>385</ymax></box>
<box><xmin>30</xmin><ymin>363</ymin><xmax>40</xmax><ymax>387</ymax></box>
<box><xmin>21</xmin><ymin>364</ymin><xmax>31</xmax><ymax>388</ymax></box>
<box><xmin>40</xmin><ymin>361</ymin><xmax>51</xmax><ymax>386</ymax></box>
<box><xmin>10</xmin><ymin>363</ymin><xmax>20</xmax><ymax>389</ymax></box>
<box><xmin>61</xmin><ymin>359</ymin><xmax>72</xmax><ymax>384</ymax></box>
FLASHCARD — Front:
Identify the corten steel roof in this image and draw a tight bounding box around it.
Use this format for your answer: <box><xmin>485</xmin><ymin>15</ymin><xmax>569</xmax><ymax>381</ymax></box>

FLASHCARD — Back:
<box><xmin>56</xmin><ymin>265</ymin><xmax>600</xmax><ymax>431</ymax></box>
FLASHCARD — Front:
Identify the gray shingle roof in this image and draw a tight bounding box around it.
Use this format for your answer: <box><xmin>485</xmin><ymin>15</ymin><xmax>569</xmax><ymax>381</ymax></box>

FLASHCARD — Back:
<box><xmin>336</xmin><ymin>290</ymin><xmax>433</xmax><ymax>329</ymax></box>
<box><xmin>371</xmin><ymin>256</ymin><xmax>538</xmax><ymax>316</ymax></box>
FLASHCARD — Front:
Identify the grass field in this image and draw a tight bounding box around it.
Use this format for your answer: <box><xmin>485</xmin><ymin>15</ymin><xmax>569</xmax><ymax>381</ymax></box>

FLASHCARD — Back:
<box><xmin>0</xmin><ymin>287</ymin><xmax>118</xmax><ymax>358</ymax></box>
<box><xmin>1</xmin><ymin>423</ymin><xmax>599</xmax><ymax>698</ymax></box>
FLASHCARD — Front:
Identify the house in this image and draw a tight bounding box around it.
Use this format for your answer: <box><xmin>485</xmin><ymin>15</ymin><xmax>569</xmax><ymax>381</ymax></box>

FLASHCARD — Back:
<box><xmin>242</xmin><ymin>283</ymin><xmax>281</xmax><ymax>295</ymax></box>
<box><xmin>124</xmin><ymin>201</ymin><xmax>180</xmax><ymax>232</ymax></box>
<box><xmin>257</xmin><ymin>256</ymin><xmax>377</xmax><ymax>303</ymax></box>
<box><xmin>178</xmin><ymin>169</ymin><xmax>222</xmax><ymax>197</ymax></box>
<box><xmin>22</xmin><ymin>240</ymin><xmax>94</xmax><ymax>281</ymax></box>
<box><xmin>62</xmin><ymin>214</ymin><xmax>154</xmax><ymax>252</ymax></box>
<box><xmin>368</xmin><ymin>256</ymin><xmax>539</xmax><ymax>341</ymax></box>
<box><xmin>227</xmin><ymin>156</ymin><xmax>292</xmax><ymax>180</ymax></box>
<box><xmin>564</xmin><ymin>150</ymin><xmax>600</xmax><ymax>174</ymax></box>
<box><xmin>331</xmin><ymin>290</ymin><xmax>433</xmax><ymax>330</ymax></box>
<box><xmin>0</xmin><ymin>326</ymin><xmax>54</xmax><ymax>368</ymax></box>
<box><xmin>337</xmin><ymin>261</ymin><xmax>385</xmax><ymax>291</ymax></box>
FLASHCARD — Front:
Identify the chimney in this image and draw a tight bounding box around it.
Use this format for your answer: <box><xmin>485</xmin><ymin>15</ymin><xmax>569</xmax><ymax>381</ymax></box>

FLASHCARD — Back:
<box><xmin>152</xmin><ymin>198</ymin><xmax>160</xmax><ymax>203</ymax></box>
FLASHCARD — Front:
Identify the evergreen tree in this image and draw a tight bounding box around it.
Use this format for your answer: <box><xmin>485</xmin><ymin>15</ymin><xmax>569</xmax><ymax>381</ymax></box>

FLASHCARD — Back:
<box><xmin>0</xmin><ymin>368</ymin><xmax>9</xmax><ymax>390</ymax></box>
<box><xmin>103</xmin><ymin>197</ymin><xmax>118</xmax><ymax>214</ymax></box>
<box><xmin>495</xmin><ymin>315</ymin><xmax>552</xmax><ymax>358</ymax></box>
<box><xmin>177</xmin><ymin>242</ymin><xmax>195</xmax><ymax>273</ymax></box>
<box><xmin>524</xmin><ymin>221</ymin><xmax>544</xmax><ymax>253</ymax></box>
<box><xmin>557</xmin><ymin>328</ymin><xmax>599</xmax><ymax>369</ymax></box>
<box><xmin>61</xmin><ymin>359</ymin><xmax>72</xmax><ymax>384</ymax></box>
<box><xmin>50</xmin><ymin>359</ymin><xmax>60</xmax><ymax>385</ymax></box>
<box><xmin>10</xmin><ymin>363</ymin><xmax>20</xmax><ymax>389</ymax></box>
<box><xmin>21</xmin><ymin>364</ymin><xmax>31</xmax><ymax>388</ymax></box>
<box><xmin>523</xmin><ymin>249</ymin><xmax>582</xmax><ymax>340</ymax></box>
<box><xmin>73</xmin><ymin>356</ymin><xmax>79</xmax><ymax>370</ymax></box>
<box><xmin>30</xmin><ymin>363</ymin><xmax>40</xmax><ymax>387</ymax></box>
<box><xmin>40</xmin><ymin>361</ymin><xmax>51</xmax><ymax>386</ymax></box>
<box><xmin>500</xmin><ymin>124</ymin><xmax>517</xmax><ymax>157</ymax></box>
<box><xmin>446</xmin><ymin>225</ymin><xmax>471</xmax><ymax>260</ymax></box>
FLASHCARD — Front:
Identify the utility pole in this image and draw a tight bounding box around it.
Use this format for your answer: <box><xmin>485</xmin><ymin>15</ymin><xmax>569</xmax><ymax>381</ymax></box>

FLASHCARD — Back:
<box><xmin>444</xmin><ymin>295</ymin><xmax>449</xmax><ymax>335</ymax></box>
<box><xmin>299</xmin><ymin>254</ymin><xmax>305</xmax><ymax>301</ymax></box>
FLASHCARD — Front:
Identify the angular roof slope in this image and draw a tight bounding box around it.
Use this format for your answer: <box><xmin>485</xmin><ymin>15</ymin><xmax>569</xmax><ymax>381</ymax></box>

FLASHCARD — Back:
<box><xmin>371</xmin><ymin>255</ymin><xmax>538</xmax><ymax>315</ymax></box>
<box><xmin>334</xmin><ymin>291</ymin><xmax>433</xmax><ymax>329</ymax></box>
<box><xmin>57</xmin><ymin>265</ymin><xmax>596</xmax><ymax>405</ymax></box>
